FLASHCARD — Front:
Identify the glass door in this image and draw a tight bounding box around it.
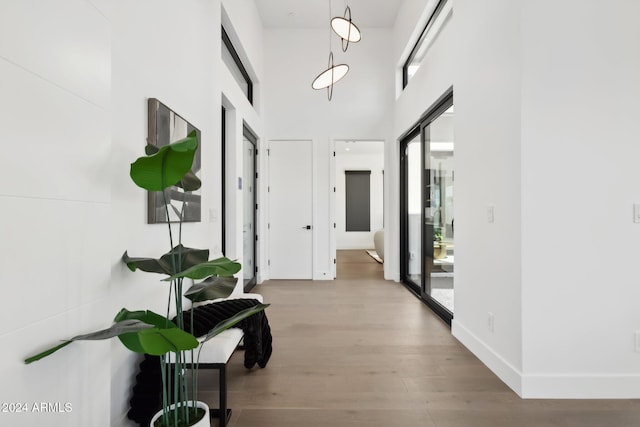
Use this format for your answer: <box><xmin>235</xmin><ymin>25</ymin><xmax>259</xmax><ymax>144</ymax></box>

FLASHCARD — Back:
<box><xmin>400</xmin><ymin>130</ymin><xmax>422</xmax><ymax>294</ymax></box>
<box><xmin>424</xmin><ymin>108</ymin><xmax>454</xmax><ymax>313</ymax></box>
<box><xmin>400</xmin><ymin>90</ymin><xmax>454</xmax><ymax>324</ymax></box>
<box><xmin>242</xmin><ymin>126</ymin><xmax>257</xmax><ymax>291</ymax></box>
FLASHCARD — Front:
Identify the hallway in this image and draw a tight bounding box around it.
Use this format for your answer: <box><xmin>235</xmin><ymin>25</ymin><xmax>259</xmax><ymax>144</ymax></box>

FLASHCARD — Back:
<box><xmin>336</xmin><ymin>249</ymin><xmax>384</xmax><ymax>280</ymax></box>
<box><xmin>197</xmin><ymin>258</ymin><xmax>640</xmax><ymax>427</ymax></box>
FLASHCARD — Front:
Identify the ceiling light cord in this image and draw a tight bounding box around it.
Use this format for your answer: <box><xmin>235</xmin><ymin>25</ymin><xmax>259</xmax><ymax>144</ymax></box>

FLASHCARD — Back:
<box><xmin>328</xmin><ymin>0</ymin><xmax>331</xmax><ymax>50</ymax></box>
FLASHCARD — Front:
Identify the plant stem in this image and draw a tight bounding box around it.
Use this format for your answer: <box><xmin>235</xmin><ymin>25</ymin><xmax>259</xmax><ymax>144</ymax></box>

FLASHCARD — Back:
<box><xmin>173</xmin><ymin>352</ymin><xmax>179</xmax><ymax>426</ymax></box>
<box><xmin>160</xmin><ymin>356</ymin><xmax>168</xmax><ymax>427</ymax></box>
<box><xmin>160</xmin><ymin>159</ymin><xmax>177</xmax><ymax>330</ymax></box>
<box><xmin>160</xmin><ymin>156</ymin><xmax>183</xmax><ymax>424</ymax></box>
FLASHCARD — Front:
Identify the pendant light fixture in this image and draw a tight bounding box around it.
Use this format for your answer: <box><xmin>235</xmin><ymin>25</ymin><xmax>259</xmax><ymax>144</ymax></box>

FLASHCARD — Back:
<box><xmin>311</xmin><ymin>0</ymin><xmax>349</xmax><ymax>101</ymax></box>
<box><xmin>311</xmin><ymin>52</ymin><xmax>349</xmax><ymax>100</ymax></box>
<box><xmin>331</xmin><ymin>3</ymin><xmax>361</xmax><ymax>52</ymax></box>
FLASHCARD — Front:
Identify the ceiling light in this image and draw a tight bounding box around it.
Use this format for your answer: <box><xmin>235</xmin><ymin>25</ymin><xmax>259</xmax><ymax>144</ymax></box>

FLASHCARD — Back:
<box><xmin>311</xmin><ymin>52</ymin><xmax>349</xmax><ymax>101</ymax></box>
<box><xmin>331</xmin><ymin>6</ymin><xmax>361</xmax><ymax>52</ymax></box>
<box><xmin>311</xmin><ymin>0</ymin><xmax>354</xmax><ymax>101</ymax></box>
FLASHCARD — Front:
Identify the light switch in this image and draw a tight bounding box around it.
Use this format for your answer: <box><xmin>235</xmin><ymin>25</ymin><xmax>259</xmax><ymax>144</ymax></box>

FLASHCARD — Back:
<box><xmin>634</xmin><ymin>204</ymin><xmax>640</xmax><ymax>223</ymax></box>
<box><xmin>487</xmin><ymin>205</ymin><xmax>495</xmax><ymax>223</ymax></box>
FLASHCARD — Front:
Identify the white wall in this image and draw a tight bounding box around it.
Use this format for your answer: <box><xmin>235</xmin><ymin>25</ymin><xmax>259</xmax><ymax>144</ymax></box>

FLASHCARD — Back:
<box><xmin>519</xmin><ymin>0</ymin><xmax>640</xmax><ymax>397</ymax></box>
<box><xmin>110</xmin><ymin>1</ymin><xmax>226</xmax><ymax>424</ymax></box>
<box><xmin>394</xmin><ymin>0</ymin><xmax>640</xmax><ymax>398</ymax></box>
<box><xmin>335</xmin><ymin>148</ymin><xmax>384</xmax><ymax>249</ymax></box>
<box><xmin>0</xmin><ymin>1</ymin><xmax>264</xmax><ymax>425</ymax></box>
<box><xmin>0</xmin><ymin>0</ymin><xmax>112</xmax><ymax>426</ymax></box>
<box><xmin>111</xmin><ymin>1</ymin><xmax>265</xmax><ymax>424</ymax></box>
<box><xmin>220</xmin><ymin>0</ymin><xmax>266</xmax><ymax>283</ymax></box>
<box><xmin>263</xmin><ymin>28</ymin><xmax>394</xmax><ymax>279</ymax></box>
<box><xmin>449</xmin><ymin>0</ymin><xmax>524</xmax><ymax>393</ymax></box>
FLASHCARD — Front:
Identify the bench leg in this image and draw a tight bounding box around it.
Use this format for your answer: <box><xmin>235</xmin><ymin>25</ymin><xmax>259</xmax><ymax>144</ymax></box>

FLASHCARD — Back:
<box><xmin>219</xmin><ymin>364</ymin><xmax>228</xmax><ymax>427</ymax></box>
<box><xmin>208</xmin><ymin>363</ymin><xmax>232</xmax><ymax>427</ymax></box>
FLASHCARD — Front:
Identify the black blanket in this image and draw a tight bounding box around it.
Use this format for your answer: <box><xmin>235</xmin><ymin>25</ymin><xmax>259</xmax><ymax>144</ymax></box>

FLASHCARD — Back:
<box><xmin>126</xmin><ymin>298</ymin><xmax>272</xmax><ymax>425</ymax></box>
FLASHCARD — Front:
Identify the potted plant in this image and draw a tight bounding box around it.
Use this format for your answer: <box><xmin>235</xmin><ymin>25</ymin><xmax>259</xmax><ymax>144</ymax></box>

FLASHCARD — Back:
<box><xmin>25</xmin><ymin>131</ymin><xmax>268</xmax><ymax>427</ymax></box>
<box><xmin>433</xmin><ymin>227</ymin><xmax>447</xmax><ymax>259</ymax></box>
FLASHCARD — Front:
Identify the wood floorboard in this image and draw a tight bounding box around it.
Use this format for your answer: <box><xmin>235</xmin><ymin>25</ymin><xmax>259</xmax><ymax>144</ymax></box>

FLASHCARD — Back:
<box><xmin>200</xmin><ymin>250</ymin><xmax>640</xmax><ymax>427</ymax></box>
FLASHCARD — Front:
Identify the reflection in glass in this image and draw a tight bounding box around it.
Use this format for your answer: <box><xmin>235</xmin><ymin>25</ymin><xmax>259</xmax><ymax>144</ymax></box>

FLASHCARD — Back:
<box><xmin>406</xmin><ymin>135</ymin><xmax>422</xmax><ymax>286</ymax></box>
<box><xmin>426</xmin><ymin>106</ymin><xmax>454</xmax><ymax>312</ymax></box>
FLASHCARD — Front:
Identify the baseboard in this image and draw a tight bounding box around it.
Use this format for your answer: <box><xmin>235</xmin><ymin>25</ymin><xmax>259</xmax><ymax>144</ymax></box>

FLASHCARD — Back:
<box><xmin>453</xmin><ymin>320</ymin><xmax>640</xmax><ymax>399</ymax></box>
<box><xmin>521</xmin><ymin>374</ymin><xmax>640</xmax><ymax>399</ymax></box>
<box><xmin>451</xmin><ymin>319</ymin><xmax>523</xmax><ymax>396</ymax></box>
<box><xmin>385</xmin><ymin>269</ymin><xmax>399</xmax><ymax>282</ymax></box>
<box><xmin>314</xmin><ymin>270</ymin><xmax>333</xmax><ymax>280</ymax></box>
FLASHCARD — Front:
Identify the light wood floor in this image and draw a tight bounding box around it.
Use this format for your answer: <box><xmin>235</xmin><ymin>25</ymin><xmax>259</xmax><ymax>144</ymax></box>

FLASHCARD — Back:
<box><xmin>197</xmin><ymin>250</ymin><xmax>640</xmax><ymax>427</ymax></box>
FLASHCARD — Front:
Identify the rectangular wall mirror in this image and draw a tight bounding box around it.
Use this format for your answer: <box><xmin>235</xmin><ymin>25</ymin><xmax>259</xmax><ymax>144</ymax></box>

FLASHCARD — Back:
<box><xmin>147</xmin><ymin>98</ymin><xmax>202</xmax><ymax>223</ymax></box>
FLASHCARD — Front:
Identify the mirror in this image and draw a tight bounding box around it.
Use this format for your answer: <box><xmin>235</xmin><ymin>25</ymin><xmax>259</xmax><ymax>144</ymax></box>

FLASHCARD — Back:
<box><xmin>147</xmin><ymin>98</ymin><xmax>202</xmax><ymax>223</ymax></box>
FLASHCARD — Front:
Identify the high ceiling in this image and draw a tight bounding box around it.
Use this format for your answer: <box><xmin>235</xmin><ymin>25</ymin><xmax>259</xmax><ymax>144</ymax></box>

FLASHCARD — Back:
<box><xmin>255</xmin><ymin>0</ymin><xmax>404</xmax><ymax>29</ymax></box>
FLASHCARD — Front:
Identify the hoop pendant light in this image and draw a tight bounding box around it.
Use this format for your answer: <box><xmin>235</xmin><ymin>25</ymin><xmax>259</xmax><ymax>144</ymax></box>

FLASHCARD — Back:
<box><xmin>331</xmin><ymin>6</ymin><xmax>361</xmax><ymax>52</ymax></box>
<box><xmin>311</xmin><ymin>51</ymin><xmax>349</xmax><ymax>101</ymax></box>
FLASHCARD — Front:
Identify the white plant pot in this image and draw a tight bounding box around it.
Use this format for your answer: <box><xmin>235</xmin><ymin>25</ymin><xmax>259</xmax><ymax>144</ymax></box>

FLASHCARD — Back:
<box><xmin>150</xmin><ymin>401</ymin><xmax>210</xmax><ymax>427</ymax></box>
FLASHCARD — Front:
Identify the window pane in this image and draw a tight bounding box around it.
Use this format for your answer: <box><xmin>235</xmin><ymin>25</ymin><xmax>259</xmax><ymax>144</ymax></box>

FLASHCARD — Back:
<box><xmin>345</xmin><ymin>171</ymin><xmax>371</xmax><ymax>232</ymax></box>
<box><xmin>221</xmin><ymin>27</ymin><xmax>253</xmax><ymax>104</ymax></box>
<box><xmin>426</xmin><ymin>105</ymin><xmax>454</xmax><ymax>313</ymax></box>
<box><xmin>403</xmin><ymin>0</ymin><xmax>451</xmax><ymax>88</ymax></box>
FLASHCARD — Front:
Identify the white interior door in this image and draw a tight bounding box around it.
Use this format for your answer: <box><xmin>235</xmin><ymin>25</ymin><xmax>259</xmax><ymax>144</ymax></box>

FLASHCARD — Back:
<box><xmin>269</xmin><ymin>140</ymin><xmax>313</xmax><ymax>279</ymax></box>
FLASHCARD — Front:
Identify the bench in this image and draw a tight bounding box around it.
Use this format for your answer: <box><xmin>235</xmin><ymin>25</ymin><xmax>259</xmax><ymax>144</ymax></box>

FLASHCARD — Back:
<box><xmin>170</xmin><ymin>293</ymin><xmax>264</xmax><ymax>427</ymax></box>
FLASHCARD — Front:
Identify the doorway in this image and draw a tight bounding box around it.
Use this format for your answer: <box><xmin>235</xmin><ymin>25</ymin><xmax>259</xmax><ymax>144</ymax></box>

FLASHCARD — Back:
<box><xmin>242</xmin><ymin>125</ymin><xmax>257</xmax><ymax>291</ymax></box>
<box><xmin>400</xmin><ymin>90</ymin><xmax>454</xmax><ymax>323</ymax></box>
<box><xmin>268</xmin><ymin>140</ymin><xmax>313</xmax><ymax>279</ymax></box>
<box><xmin>331</xmin><ymin>140</ymin><xmax>385</xmax><ymax>279</ymax></box>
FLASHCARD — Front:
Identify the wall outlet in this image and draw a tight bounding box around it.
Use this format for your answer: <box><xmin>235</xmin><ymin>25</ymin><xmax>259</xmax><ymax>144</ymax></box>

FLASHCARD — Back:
<box><xmin>487</xmin><ymin>312</ymin><xmax>495</xmax><ymax>332</ymax></box>
<box><xmin>635</xmin><ymin>331</ymin><xmax>640</xmax><ymax>352</ymax></box>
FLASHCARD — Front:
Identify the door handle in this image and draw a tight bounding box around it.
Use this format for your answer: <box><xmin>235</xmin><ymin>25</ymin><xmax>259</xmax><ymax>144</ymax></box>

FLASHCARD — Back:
<box><xmin>302</xmin><ymin>225</ymin><xmax>312</xmax><ymax>230</ymax></box>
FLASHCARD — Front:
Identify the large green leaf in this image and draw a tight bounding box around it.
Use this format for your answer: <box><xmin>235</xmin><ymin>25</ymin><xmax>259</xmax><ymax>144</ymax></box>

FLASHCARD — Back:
<box><xmin>184</xmin><ymin>277</ymin><xmax>238</xmax><ymax>303</ymax></box>
<box><xmin>122</xmin><ymin>251</ymin><xmax>172</xmax><ymax>275</ymax></box>
<box><xmin>163</xmin><ymin>257</ymin><xmax>241</xmax><ymax>281</ymax></box>
<box><xmin>113</xmin><ymin>308</ymin><xmax>174</xmax><ymax>327</ymax></box>
<box><xmin>24</xmin><ymin>319</ymin><xmax>155</xmax><ymax>364</ymax></box>
<box><xmin>121</xmin><ymin>327</ymin><xmax>199</xmax><ymax>355</ymax></box>
<box><xmin>145</xmin><ymin>143</ymin><xmax>201</xmax><ymax>191</ymax></box>
<box><xmin>201</xmin><ymin>304</ymin><xmax>270</xmax><ymax>344</ymax></box>
<box><xmin>159</xmin><ymin>245</ymin><xmax>209</xmax><ymax>273</ymax></box>
<box><xmin>122</xmin><ymin>245</ymin><xmax>210</xmax><ymax>276</ymax></box>
<box><xmin>130</xmin><ymin>131</ymin><xmax>198</xmax><ymax>191</ymax></box>
<box><xmin>114</xmin><ymin>309</ymin><xmax>199</xmax><ymax>355</ymax></box>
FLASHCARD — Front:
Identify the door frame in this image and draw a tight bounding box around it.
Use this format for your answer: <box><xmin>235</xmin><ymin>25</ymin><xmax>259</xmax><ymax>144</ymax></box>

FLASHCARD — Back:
<box><xmin>243</xmin><ymin>124</ymin><xmax>258</xmax><ymax>291</ymax></box>
<box><xmin>221</xmin><ymin>106</ymin><xmax>227</xmax><ymax>254</ymax></box>
<box><xmin>330</xmin><ymin>138</ymin><xmax>386</xmax><ymax>280</ymax></box>
<box><xmin>399</xmin><ymin>127</ymin><xmax>422</xmax><ymax>296</ymax></box>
